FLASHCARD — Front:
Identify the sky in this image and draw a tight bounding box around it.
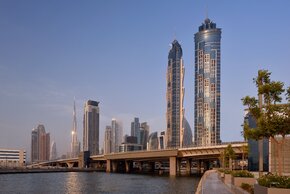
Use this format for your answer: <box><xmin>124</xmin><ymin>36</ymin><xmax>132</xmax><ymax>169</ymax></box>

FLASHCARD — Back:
<box><xmin>0</xmin><ymin>0</ymin><xmax>289</xmax><ymax>160</ymax></box>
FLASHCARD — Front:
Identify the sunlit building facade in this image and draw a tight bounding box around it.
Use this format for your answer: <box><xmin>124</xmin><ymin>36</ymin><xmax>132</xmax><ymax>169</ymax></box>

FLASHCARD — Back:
<box><xmin>194</xmin><ymin>18</ymin><xmax>221</xmax><ymax>146</ymax></box>
<box><xmin>71</xmin><ymin>100</ymin><xmax>80</xmax><ymax>158</ymax></box>
<box><xmin>166</xmin><ymin>39</ymin><xmax>185</xmax><ymax>148</ymax></box>
<box><xmin>112</xmin><ymin>118</ymin><xmax>123</xmax><ymax>153</ymax></box>
<box><xmin>31</xmin><ymin>124</ymin><xmax>50</xmax><ymax>163</ymax></box>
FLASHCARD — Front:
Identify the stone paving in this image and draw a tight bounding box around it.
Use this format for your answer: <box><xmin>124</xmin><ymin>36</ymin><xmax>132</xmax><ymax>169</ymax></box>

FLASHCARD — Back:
<box><xmin>201</xmin><ymin>172</ymin><xmax>234</xmax><ymax>194</ymax></box>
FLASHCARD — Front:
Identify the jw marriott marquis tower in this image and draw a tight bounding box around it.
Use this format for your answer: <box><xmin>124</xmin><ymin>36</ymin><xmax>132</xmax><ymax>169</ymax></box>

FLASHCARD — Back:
<box><xmin>194</xmin><ymin>18</ymin><xmax>221</xmax><ymax>146</ymax></box>
<box><xmin>166</xmin><ymin>40</ymin><xmax>185</xmax><ymax>148</ymax></box>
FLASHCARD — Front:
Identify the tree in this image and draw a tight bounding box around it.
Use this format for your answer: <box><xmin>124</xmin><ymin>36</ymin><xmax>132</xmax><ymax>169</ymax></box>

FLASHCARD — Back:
<box><xmin>242</xmin><ymin>70</ymin><xmax>290</xmax><ymax>175</ymax></box>
<box><xmin>225</xmin><ymin>144</ymin><xmax>236</xmax><ymax>171</ymax></box>
<box><xmin>241</xmin><ymin>144</ymin><xmax>248</xmax><ymax>170</ymax></box>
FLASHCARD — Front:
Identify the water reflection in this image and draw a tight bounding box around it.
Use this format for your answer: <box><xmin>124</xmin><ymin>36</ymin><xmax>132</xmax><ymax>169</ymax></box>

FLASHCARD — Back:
<box><xmin>0</xmin><ymin>172</ymin><xmax>200</xmax><ymax>193</ymax></box>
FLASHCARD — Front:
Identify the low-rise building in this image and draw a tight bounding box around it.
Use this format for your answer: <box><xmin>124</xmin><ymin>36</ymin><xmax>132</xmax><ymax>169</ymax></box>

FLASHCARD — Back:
<box><xmin>0</xmin><ymin>149</ymin><xmax>26</xmax><ymax>168</ymax></box>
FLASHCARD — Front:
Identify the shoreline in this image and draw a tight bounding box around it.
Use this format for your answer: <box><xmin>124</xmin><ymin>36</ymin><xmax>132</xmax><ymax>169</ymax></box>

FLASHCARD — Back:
<box><xmin>0</xmin><ymin>168</ymin><xmax>105</xmax><ymax>174</ymax></box>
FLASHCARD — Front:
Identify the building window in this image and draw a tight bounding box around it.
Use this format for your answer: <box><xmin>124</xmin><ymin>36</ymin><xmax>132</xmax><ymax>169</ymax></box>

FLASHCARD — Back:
<box><xmin>204</xmin><ymin>54</ymin><xmax>210</xmax><ymax>63</ymax></box>
<box><xmin>210</xmin><ymin>59</ymin><xmax>216</xmax><ymax>77</ymax></box>
<box><xmin>211</xmin><ymin>83</ymin><xmax>215</xmax><ymax>101</ymax></box>
<box><xmin>198</xmin><ymin>75</ymin><xmax>203</xmax><ymax>93</ymax></box>
<box><xmin>198</xmin><ymin>50</ymin><xmax>203</xmax><ymax>70</ymax></box>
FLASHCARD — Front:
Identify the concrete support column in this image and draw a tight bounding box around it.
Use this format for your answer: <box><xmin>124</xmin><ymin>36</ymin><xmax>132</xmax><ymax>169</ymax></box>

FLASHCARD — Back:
<box><xmin>169</xmin><ymin>157</ymin><xmax>177</xmax><ymax>176</ymax></box>
<box><xmin>125</xmin><ymin>160</ymin><xmax>131</xmax><ymax>173</ymax></box>
<box><xmin>106</xmin><ymin>160</ymin><xmax>111</xmax><ymax>173</ymax></box>
<box><xmin>112</xmin><ymin>161</ymin><xmax>117</xmax><ymax>173</ymax></box>
<box><xmin>186</xmin><ymin>159</ymin><xmax>192</xmax><ymax>175</ymax></box>
<box><xmin>66</xmin><ymin>162</ymin><xmax>74</xmax><ymax>168</ymax></box>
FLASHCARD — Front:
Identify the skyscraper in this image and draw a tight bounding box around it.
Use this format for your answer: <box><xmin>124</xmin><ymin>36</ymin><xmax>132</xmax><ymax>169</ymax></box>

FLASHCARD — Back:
<box><xmin>104</xmin><ymin>126</ymin><xmax>112</xmax><ymax>154</ymax></box>
<box><xmin>140</xmin><ymin>122</ymin><xmax>149</xmax><ymax>150</ymax></box>
<box><xmin>111</xmin><ymin>118</ymin><xmax>123</xmax><ymax>153</ymax></box>
<box><xmin>131</xmin><ymin>117</ymin><xmax>140</xmax><ymax>144</ymax></box>
<box><xmin>50</xmin><ymin>141</ymin><xmax>57</xmax><ymax>160</ymax></box>
<box><xmin>194</xmin><ymin>18</ymin><xmax>221</xmax><ymax>146</ymax></box>
<box><xmin>31</xmin><ymin>124</ymin><xmax>50</xmax><ymax>163</ymax></box>
<box><xmin>166</xmin><ymin>39</ymin><xmax>185</xmax><ymax>148</ymax></box>
<box><xmin>83</xmin><ymin>100</ymin><xmax>100</xmax><ymax>155</ymax></box>
<box><xmin>71</xmin><ymin>99</ymin><xmax>80</xmax><ymax>158</ymax></box>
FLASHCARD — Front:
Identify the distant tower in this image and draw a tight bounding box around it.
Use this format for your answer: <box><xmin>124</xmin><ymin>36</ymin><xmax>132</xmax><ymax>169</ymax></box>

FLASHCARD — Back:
<box><xmin>194</xmin><ymin>17</ymin><xmax>221</xmax><ymax>146</ymax></box>
<box><xmin>104</xmin><ymin>126</ymin><xmax>112</xmax><ymax>154</ymax></box>
<box><xmin>131</xmin><ymin>117</ymin><xmax>141</xmax><ymax>144</ymax></box>
<box><xmin>31</xmin><ymin>124</ymin><xmax>50</xmax><ymax>163</ymax></box>
<box><xmin>166</xmin><ymin>39</ymin><xmax>185</xmax><ymax>148</ymax></box>
<box><xmin>50</xmin><ymin>141</ymin><xmax>57</xmax><ymax>160</ymax></box>
<box><xmin>71</xmin><ymin>99</ymin><xmax>80</xmax><ymax>158</ymax></box>
<box><xmin>83</xmin><ymin>100</ymin><xmax>100</xmax><ymax>155</ymax></box>
<box><xmin>112</xmin><ymin>118</ymin><xmax>123</xmax><ymax>153</ymax></box>
<box><xmin>140</xmin><ymin>122</ymin><xmax>150</xmax><ymax>150</ymax></box>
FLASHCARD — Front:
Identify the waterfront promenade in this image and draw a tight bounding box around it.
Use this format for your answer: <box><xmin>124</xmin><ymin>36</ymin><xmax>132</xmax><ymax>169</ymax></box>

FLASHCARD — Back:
<box><xmin>196</xmin><ymin>170</ymin><xmax>234</xmax><ymax>194</ymax></box>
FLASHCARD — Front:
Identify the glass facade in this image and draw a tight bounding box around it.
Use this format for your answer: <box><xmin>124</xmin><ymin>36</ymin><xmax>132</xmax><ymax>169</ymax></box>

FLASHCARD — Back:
<box><xmin>166</xmin><ymin>40</ymin><xmax>185</xmax><ymax>148</ymax></box>
<box><xmin>83</xmin><ymin>100</ymin><xmax>100</xmax><ymax>155</ymax></box>
<box><xmin>194</xmin><ymin>18</ymin><xmax>221</xmax><ymax>146</ymax></box>
<box><xmin>244</xmin><ymin>112</ymin><xmax>269</xmax><ymax>171</ymax></box>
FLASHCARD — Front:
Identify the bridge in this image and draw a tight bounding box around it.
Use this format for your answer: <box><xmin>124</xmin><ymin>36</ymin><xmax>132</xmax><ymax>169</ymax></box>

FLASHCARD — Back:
<box><xmin>31</xmin><ymin>142</ymin><xmax>246</xmax><ymax>176</ymax></box>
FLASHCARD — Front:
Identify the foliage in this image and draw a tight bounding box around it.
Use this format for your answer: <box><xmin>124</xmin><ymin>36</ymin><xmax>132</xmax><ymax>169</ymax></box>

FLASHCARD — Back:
<box><xmin>258</xmin><ymin>174</ymin><xmax>290</xmax><ymax>188</ymax></box>
<box><xmin>241</xmin><ymin>69</ymin><xmax>290</xmax><ymax>175</ymax></box>
<box><xmin>224</xmin><ymin>169</ymin><xmax>232</xmax><ymax>174</ymax></box>
<box><xmin>225</xmin><ymin>144</ymin><xmax>236</xmax><ymax>160</ymax></box>
<box><xmin>231</xmin><ymin>170</ymin><xmax>254</xmax><ymax>178</ymax></box>
<box><xmin>241</xmin><ymin>69</ymin><xmax>290</xmax><ymax>141</ymax></box>
<box><xmin>241</xmin><ymin>183</ymin><xmax>254</xmax><ymax>194</ymax></box>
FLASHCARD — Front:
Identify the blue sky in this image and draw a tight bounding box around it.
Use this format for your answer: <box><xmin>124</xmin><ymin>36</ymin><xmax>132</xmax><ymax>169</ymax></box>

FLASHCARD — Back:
<box><xmin>0</xmin><ymin>0</ymin><xmax>289</xmax><ymax>159</ymax></box>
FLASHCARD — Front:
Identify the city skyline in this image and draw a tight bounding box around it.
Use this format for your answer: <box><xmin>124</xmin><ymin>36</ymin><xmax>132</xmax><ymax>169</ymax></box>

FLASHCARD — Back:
<box><xmin>0</xmin><ymin>1</ymin><xmax>290</xmax><ymax>159</ymax></box>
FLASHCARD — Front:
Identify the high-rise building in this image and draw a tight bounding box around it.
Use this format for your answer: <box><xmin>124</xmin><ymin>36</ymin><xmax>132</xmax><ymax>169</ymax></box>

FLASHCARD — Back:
<box><xmin>71</xmin><ymin>99</ymin><xmax>80</xmax><ymax>158</ymax></box>
<box><xmin>159</xmin><ymin>131</ymin><xmax>166</xmax><ymax>149</ymax></box>
<box><xmin>140</xmin><ymin>122</ymin><xmax>150</xmax><ymax>150</ymax></box>
<box><xmin>104</xmin><ymin>126</ymin><xmax>112</xmax><ymax>154</ymax></box>
<box><xmin>148</xmin><ymin>132</ymin><xmax>159</xmax><ymax>150</ymax></box>
<box><xmin>50</xmin><ymin>141</ymin><xmax>57</xmax><ymax>160</ymax></box>
<box><xmin>194</xmin><ymin>18</ymin><xmax>221</xmax><ymax>146</ymax></box>
<box><xmin>131</xmin><ymin>117</ymin><xmax>141</xmax><ymax>144</ymax></box>
<box><xmin>183</xmin><ymin>118</ymin><xmax>193</xmax><ymax>147</ymax></box>
<box><xmin>166</xmin><ymin>39</ymin><xmax>185</xmax><ymax>148</ymax></box>
<box><xmin>83</xmin><ymin>100</ymin><xmax>100</xmax><ymax>155</ymax></box>
<box><xmin>111</xmin><ymin>118</ymin><xmax>123</xmax><ymax>153</ymax></box>
<box><xmin>31</xmin><ymin>124</ymin><xmax>50</xmax><ymax>163</ymax></box>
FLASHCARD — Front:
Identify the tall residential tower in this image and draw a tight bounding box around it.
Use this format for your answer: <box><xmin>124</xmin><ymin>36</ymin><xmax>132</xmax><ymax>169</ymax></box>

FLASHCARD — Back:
<box><xmin>83</xmin><ymin>100</ymin><xmax>100</xmax><ymax>155</ymax></box>
<box><xmin>194</xmin><ymin>18</ymin><xmax>221</xmax><ymax>146</ymax></box>
<box><xmin>166</xmin><ymin>40</ymin><xmax>185</xmax><ymax>148</ymax></box>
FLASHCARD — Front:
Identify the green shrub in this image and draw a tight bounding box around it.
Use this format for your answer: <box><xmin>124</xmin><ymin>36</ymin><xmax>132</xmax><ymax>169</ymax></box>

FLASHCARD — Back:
<box><xmin>258</xmin><ymin>174</ymin><xmax>290</xmax><ymax>188</ymax></box>
<box><xmin>231</xmin><ymin>170</ymin><xmax>254</xmax><ymax>178</ymax></box>
<box><xmin>241</xmin><ymin>183</ymin><xmax>254</xmax><ymax>194</ymax></box>
<box><xmin>224</xmin><ymin>169</ymin><xmax>232</xmax><ymax>174</ymax></box>
<box><xmin>218</xmin><ymin>168</ymin><xmax>224</xmax><ymax>173</ymax></box>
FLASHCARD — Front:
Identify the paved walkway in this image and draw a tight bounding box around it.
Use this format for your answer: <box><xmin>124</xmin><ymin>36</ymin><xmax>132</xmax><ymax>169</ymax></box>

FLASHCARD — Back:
<box><xmin>201</xmin><ymin>172</ymin><xmax>233</xmax><ymax>194</ymax></box>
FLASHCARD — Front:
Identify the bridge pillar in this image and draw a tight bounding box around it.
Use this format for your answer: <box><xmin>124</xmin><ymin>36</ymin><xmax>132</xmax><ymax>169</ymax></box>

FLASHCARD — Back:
<box><xmin>66</xmin><ymin>162</ymin><xmax>74</xmax><ymax>168</ymax></box>
<box><xmin>112</xmin><ymin>161</ymin><xmax>117</xmax><ymax>173</ymax></box>
<box><xmin>125</xmin><ymin>160</ymin><xmax>131</xmax><ymax>173</ymax></box>
<box><xmin>186</xmin><ymin>158</ymin><xmax>192</xmax><ymax>175</ymax></box>
<box><xmin>106</xmin><ymin>160</ymin><xmax>111</xmax><ymax>173</ymax></box>
<box><xmin>169</xmin><ymin>157</ymin><xmax>177</xmax><ymax>176</ymax></box>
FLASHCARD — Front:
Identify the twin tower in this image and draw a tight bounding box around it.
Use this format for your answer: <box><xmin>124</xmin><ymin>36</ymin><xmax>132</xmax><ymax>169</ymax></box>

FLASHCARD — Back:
<box><xmin>166</xmin><ymin>17</ymin><xmax>221</xmax><ymax>148</ymax></box>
